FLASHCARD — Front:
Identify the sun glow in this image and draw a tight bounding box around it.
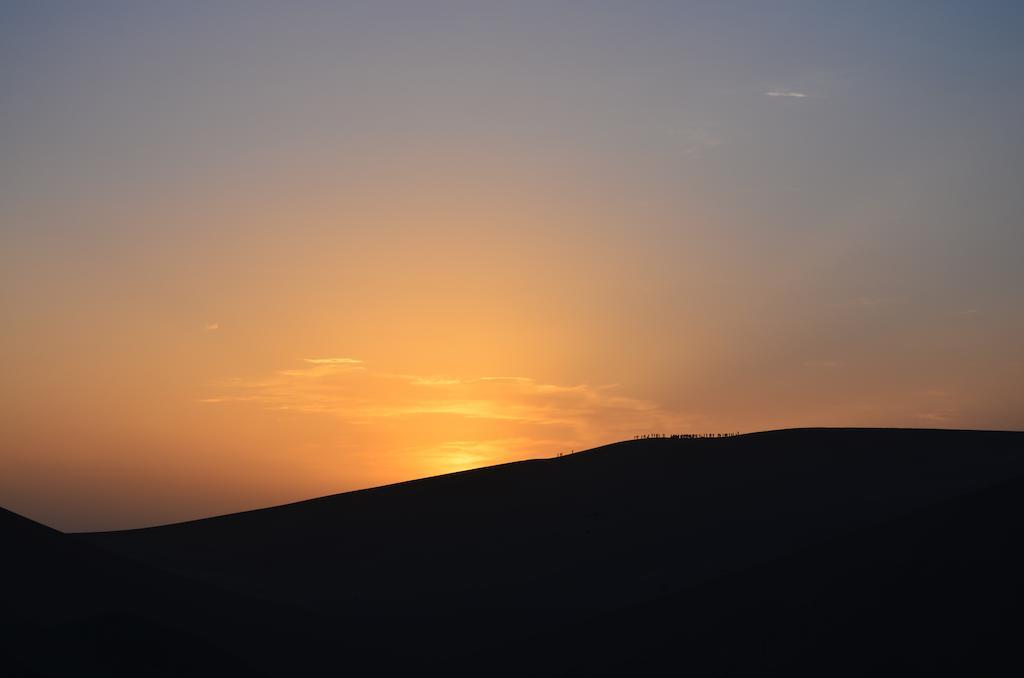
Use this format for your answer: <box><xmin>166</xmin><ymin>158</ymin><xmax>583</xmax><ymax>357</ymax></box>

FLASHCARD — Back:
<box><xmin>200</xmin><ymin>357</ymin><xmax>692</xmax><ymax>482</ymax></box>
<box><xmin>3</xmin><ymin>2</ymin><xmax>1022</xmax><ymax>532</ymax></box>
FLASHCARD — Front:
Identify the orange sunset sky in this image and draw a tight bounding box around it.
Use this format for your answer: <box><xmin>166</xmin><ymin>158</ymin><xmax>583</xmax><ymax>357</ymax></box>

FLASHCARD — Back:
<box><xmin>3</xmin><ymin>2</ymin><xmax>1023</xmax><ymax>530</ymax></box>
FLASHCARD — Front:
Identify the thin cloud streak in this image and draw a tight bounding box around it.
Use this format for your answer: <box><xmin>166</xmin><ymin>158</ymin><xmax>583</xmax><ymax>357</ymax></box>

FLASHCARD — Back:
<box><xmin>204</xmin><ymin>358</ymin><xmax>694</xmax><ymax>469</ymax></box>
<box><xmin>765</xmin><ymin>90</ymin><xmax>808</xmax><ymax>98</ymax></box>
<box><xmin>304</xmin><ymin>357</ymin><xmax>364</xmax><ymax>365</ymax></box>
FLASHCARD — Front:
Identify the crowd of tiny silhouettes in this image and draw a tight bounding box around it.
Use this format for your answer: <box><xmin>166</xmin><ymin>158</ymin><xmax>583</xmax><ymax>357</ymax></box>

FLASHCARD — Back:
<box><xmin>555</xmin><ymin>432</ymin><xmax>741</xmax><ymax>457</ymax></box>
<box><xmin>633</xmin><ymin>432</ymin><xmax>741</xmax><ymax>439</ymax></box>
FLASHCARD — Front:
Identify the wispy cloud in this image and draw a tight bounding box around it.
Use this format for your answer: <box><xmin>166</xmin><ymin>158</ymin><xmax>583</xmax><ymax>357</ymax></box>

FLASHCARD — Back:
<box><xmin>205</xmin><ymin>322</ymin><xmax>220</xmax><ymax>331</ymax></box>
<box><xmin>203</xmin><ymin>358</ymin><xmax>693</xmax><ymax>470</ymax></box>
<box><xmin>304</xmin><ymin>357</ymin><xmax>363</xmax><ymax>365</ymax></box>
<box><xmin>280</xmin><ymin>357</ymin><xmax>366</xmax><ymax>378</ymax></box>
<box><xmin>765</xmin><ymin>90</ymin><xmax>808</xmax><ymax>98</ymax></box>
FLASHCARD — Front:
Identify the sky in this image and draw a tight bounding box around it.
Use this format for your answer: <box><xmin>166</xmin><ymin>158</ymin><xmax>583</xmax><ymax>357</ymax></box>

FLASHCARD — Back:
<box><xmin>2</xmin><ymin>1</ymin><xmax>1023</xmax><ymax>531</ymax></box>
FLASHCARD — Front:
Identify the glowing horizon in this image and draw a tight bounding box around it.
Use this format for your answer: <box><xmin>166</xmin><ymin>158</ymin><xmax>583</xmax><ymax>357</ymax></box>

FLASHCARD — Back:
<box><xmin>2</xmin><ymin>2</ymin><xmax>1023</xmax><ymax>531</ymax></box>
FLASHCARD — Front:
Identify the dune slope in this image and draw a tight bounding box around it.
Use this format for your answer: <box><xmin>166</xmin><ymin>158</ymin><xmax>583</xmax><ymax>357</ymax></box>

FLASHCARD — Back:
<box><xmin>4</xmin><ymin>428</ymin><xmax>1023</xmax><ymax>675</ymax></box>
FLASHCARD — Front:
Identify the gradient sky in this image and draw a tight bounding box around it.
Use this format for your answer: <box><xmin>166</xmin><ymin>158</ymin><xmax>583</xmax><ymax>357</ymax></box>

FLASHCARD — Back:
<box><xmin>3</xmin><ymin>1</ymin><xmax>1023</xmax><ymax>530</ymax></box>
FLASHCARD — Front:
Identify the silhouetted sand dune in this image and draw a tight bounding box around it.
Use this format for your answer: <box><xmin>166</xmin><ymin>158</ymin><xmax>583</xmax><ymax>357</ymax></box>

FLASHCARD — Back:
<box><xmin>1</xmin><ymin>509</ymin><xmax>268</xmax><ymax>676</ymax></box>
<box><xmin>508</xmin><ymin>468</ymin><xmax>1024</xmax><ymax>676</ymax></box>
<box><xmin>5</xmin><ymin>428</ymin><xmax>1024</xmax><ymax>676</ymax></box>
<box><xmin>86</xmin><ymin>429</ymin><xmax>1024</xmax><ymax>611</ymax></box>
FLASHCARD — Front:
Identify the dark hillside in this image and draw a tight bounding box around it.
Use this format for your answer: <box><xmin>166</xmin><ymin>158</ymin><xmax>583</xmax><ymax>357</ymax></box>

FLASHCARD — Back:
<box><xmin>1</xmin><ymin>509</ymin><xmax>265</xmax><ymax>676</ymax></box>
<box><xmin>501</xmin><ymin>470</ymin><xmax>1024</xmax><ymax>676</ymax></box>
<box><xmin>86</xmin><ymin>429</ymin><xmax>1024</xmax><ymax>615</ymax></box>
<box><xmin>5</xmin><ymin>428</ymin><xmax>1024</xmax><ymax>675</ymax></box>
